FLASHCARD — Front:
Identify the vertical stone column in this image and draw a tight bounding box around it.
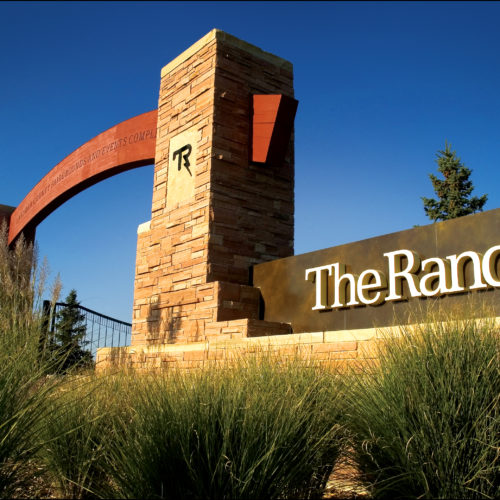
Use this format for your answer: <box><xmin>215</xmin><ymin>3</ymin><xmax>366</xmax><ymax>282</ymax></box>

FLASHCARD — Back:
<box><xmin>0</xmin><ymin>205</ymin><xmax>14</xmax><ymax>227</ymax></box>
<box><xmin>131</xmin><ymin>30</ymin><xmax>295</xmax><ymax>347</ymax></box>
<box><xmin>0</xmin><ymin>205</ymin><xmax>15</xmax><ymax>239</ymax></box>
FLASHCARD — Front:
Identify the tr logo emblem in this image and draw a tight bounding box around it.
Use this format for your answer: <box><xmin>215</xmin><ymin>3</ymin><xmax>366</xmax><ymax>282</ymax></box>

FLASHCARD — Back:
<box><xmin>172</xmin><ymin>144</ymin><xmax>193</xmax><ymax>176</ymax></box>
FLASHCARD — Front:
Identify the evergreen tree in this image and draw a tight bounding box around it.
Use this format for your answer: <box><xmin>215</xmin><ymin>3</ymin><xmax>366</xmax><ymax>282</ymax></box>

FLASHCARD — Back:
<box><xmin>422</xmin><ymin>142</ymin><xmax>487</xmax><ymax>221</ymax></box>
<box><xmin>53</xmin><ymin>289</ymin><xmax>92</xmax><ymax>371</ymax></box>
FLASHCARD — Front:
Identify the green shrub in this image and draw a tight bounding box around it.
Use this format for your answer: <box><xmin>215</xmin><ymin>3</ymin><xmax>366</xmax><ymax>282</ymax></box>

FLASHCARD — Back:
<box><xmin>103</xmin><ymin>355</ymin><xmax>345</xmax><ymax>499</ymax></box>
<box><xmin>346</xmin><ymin>310</ymin><xmax>499</xmax><ymax>499</ymax></box>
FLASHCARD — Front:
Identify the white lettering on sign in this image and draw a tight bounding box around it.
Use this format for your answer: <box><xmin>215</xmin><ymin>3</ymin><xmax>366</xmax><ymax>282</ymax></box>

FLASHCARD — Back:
<box><xmin>305</xmin><ymin>245</ymin><xmax>500</xmax><ymax>311</ymax></box>
<box><xmin>305</xmin><ymin>265</ymin><xmax>332</xmax><ymax>310</ymax></box>
<box><xmin>483</xmin><ymin>245</ymin><xmax>500</xmax><ymax>286</ymax></box>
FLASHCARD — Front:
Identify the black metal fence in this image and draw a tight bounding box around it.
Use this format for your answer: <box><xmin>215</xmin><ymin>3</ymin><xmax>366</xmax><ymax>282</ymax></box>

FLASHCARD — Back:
<box><xmin>43</xmin><ymin>300</ymin><xmax>132</xmax><ymax>358</ymax></box>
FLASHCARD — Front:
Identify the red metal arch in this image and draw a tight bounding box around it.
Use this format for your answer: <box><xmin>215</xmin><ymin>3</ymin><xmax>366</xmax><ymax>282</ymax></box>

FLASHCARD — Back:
<box><xmin>8</xmin><ymin>110</ymin><xmax>158</xmax><ymax>245</ymax></box>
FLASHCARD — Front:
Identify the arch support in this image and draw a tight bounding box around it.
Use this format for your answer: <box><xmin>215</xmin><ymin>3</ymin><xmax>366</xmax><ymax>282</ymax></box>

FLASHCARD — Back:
<box><xmin>8</xmin><ymin>110</ymin><xmax>158</xmax><ymax>245</ymax></box>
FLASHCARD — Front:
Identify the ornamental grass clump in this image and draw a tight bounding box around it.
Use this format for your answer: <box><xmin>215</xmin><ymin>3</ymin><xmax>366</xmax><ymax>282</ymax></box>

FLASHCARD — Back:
<box><xmin>39</xmin><ymin>374</ymin><xmax>120</xmax><ymax>499</ymax></box>
<box><xmin>103</xmin><ymin>355</ymin><xmax>345</xmax><ymax>500</ymax></box>
<box><xmin>345</xmin><ymin>308</ymin><xmax>499</xmax><ymax>499</ymax></box>
<box><xmin>0</xmin><ymin>223</ymin><xmax>63</xmax><ymax>496</ymax></box>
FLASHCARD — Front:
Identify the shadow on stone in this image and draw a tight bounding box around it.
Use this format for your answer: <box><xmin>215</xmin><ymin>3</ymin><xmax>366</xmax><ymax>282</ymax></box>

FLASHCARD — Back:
<box><xmin>146</xmin><ymin>304</ymin><xmax>181</xmax><ymax>344</ymax></box>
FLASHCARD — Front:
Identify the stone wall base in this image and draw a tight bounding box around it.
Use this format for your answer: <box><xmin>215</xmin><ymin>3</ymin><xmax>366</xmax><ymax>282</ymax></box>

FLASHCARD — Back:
<box><xmin>96</xmin><ymin>316</ymin><xmax>500</xmax><ymax>372</ymax></box>
<box><xmin>96</xmin><ymin>326</ymin><xmax>384</xmax><ymax>372</ymax></box>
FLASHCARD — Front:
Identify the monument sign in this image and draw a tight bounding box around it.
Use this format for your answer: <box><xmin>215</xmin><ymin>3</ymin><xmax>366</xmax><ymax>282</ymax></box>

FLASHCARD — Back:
<box><xmin>254</xmin><ymin>209</ymin><xmax>499</xmax><ymax>333</ymax></box>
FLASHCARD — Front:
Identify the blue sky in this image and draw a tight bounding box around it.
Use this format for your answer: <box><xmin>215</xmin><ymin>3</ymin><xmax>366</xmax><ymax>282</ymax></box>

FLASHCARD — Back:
<box><xmin>1</xmin><ymin>1</ymin><xmax>499</xmax><ymax>322</ymax></box>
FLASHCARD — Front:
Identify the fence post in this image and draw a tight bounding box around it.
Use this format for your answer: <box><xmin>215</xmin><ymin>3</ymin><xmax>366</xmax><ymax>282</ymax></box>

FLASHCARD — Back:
<box><xmin>39</xmin><ymin>300</ymin><xmax>52</xmax><ymax>358</ymax></box>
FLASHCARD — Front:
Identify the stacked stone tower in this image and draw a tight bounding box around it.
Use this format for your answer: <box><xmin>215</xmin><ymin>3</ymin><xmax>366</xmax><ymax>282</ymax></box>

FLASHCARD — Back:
<box><xmin>129</xmin><ymin>30</ymin><xmax>297</xmax><ymax>355</ymax></box>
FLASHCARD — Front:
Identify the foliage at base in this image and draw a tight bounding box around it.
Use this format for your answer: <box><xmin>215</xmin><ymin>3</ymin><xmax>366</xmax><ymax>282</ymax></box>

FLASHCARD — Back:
<box><xmin>345</xmin><ymin>309</ymin><xmax>499</xmax><ymax>499</ymax></box>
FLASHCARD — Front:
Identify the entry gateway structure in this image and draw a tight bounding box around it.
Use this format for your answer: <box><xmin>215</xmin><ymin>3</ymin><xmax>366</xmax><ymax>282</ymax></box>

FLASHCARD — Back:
<box><xmin>8</xmin><ymin>30</ymin><xmax>496</xmax><ymax>370</ymax></box>
<box><xmin>97</xmin><ymin>31</ymin><xmax>499</xmax><ymax>370</ymax></box>
<box><xmin>98</xmin><ymin>30</ymin><xmax>299</xmax><ymax>369</ymax></box>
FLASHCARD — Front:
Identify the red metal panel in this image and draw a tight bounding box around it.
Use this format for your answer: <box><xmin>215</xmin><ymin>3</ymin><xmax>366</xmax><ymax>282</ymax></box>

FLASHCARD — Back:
<box><xmin>8</xmin><ymin>110</ymin><xmax>158</xmax><ymax>245</ymax></box>
<box><xmin>252</xmin><ymin>94</ymin><xmax>298</xmax><ymax>165</ymax></box>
